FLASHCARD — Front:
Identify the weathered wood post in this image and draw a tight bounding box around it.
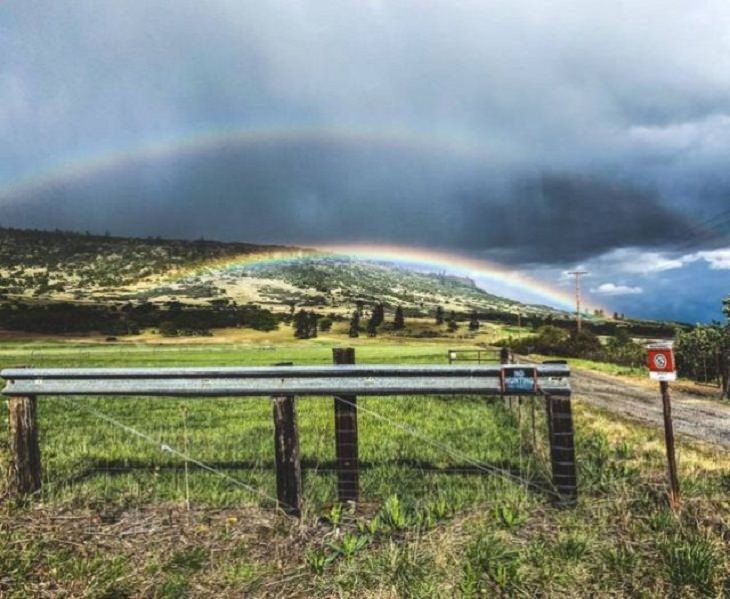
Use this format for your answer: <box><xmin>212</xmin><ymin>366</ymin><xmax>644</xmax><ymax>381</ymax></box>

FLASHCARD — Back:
<box><xmin>7</xmin><ymin>395</ymin><xmax>41</xmax><ymax>498</ymax></box>
<box><xmin>333</xmin><ymin>348</ymin><xmax>359</xmax><ymax>503</ymax></box>
<box><xmin>271</xmin><ymin>364</ymin><xmax>301</xmax><ymax>516</ymax></box>
<box><xmin>547</xmin><ymin>394</ymin><xmax>577</xmax><ymax>506</ymax></box>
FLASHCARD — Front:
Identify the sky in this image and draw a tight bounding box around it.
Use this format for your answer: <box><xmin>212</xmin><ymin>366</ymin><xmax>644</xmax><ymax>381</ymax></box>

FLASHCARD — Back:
<box><xmin>0</xmin><ymin>1</ymin><xmax>729</xmax><ymax>322</ymax></box>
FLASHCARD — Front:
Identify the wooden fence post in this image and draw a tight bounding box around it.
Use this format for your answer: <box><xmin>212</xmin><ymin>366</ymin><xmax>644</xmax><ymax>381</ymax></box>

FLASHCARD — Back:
<box><xmin>500</xmin><ymin>347</ymin><xmax>512</xmax><ymax>409</ymax></box>
<box><xmin>546</xmin><ymin>394</ymin><xmax>577</xmax><ymax>506</ymax></box>
<box><xmin>7</xmin><ymin>395</ymin><xmax>41</xmax><ymax>498</ymax></box>
<box><xmin>272</xmin><ymin>394</ymin><xmax>302</xmax><ymax>516</ymax></box>
<box><xmin>333</xmin><ymin>347</ymin><xmax>359</xmax><ymax>503</ymax></box>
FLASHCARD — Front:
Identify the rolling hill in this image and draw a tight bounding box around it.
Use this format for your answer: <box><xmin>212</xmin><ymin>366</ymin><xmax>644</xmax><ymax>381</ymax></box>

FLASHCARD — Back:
<box><xmin>0</xmin><ymin>227</ymin><xmax>566</xmax><ymax>318</ymax></box>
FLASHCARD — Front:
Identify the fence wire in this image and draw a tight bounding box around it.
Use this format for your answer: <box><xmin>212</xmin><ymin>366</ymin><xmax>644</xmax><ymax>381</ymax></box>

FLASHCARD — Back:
<box><xmin>25</xmin><ymin>390</ymin><xmax>558</xmax><ymax>512</ymax></box>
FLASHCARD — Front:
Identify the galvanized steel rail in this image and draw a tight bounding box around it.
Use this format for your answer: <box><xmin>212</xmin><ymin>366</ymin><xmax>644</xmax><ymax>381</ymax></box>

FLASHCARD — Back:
<box><xmin>1</xmin><ymin>364</ymin><xmax>570</xmax><ymax>397</ymax></box>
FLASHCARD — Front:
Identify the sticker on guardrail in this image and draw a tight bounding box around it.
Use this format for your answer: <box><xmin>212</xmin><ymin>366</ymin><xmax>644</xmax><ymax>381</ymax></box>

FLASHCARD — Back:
<box><xmin>501</xmin><ymin>366</ymin><xmax>538</xmax><ymax>393</ymax></box>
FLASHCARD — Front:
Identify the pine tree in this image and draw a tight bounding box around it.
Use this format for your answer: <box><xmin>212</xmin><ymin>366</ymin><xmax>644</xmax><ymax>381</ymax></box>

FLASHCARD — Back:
<box><xmin>372</xmin><ymin>303</ymin><xmax>385</xmax><ymax>326</ymax></box>
<box><xmin>447</xmin><ymin>311</ymin><xmax>458</xmax><ymax>333</ymax></box>
<box><xmin>348</xmin><ymin>310</ymin><xmax>360</xmax><ymax>338</ymax></box>
<box><xmin>435</xmin><ymin>305</ymin><xmax>444</xmax><ymax>325</ymax></box>
<box><xmin>469</xmin><ymin>312</ymin><xmax>480</xmax><ymax>331</ymax></box>
<box><xmin>308</xmin><ymin>312</ymin><xmax>319</xmax><ymax>338</ymax></box>
<box><xmin>289</xmin><ymin>302</ymin><xmax>297</xmax><ymax>326</ymax></box>
<box><xmin>294</xmin><ymin>309</ymin><xmax>310</xmax><ymax>338</ymax></box>
<box><xmin>366</xmin><ymin>314</ymin><xmax>378</xmax><ymax>337</ymax></box>
<box><xmin>394</xmin><ymin>306</ymin><xmax>405</xmax><ymax>330</ymax></box>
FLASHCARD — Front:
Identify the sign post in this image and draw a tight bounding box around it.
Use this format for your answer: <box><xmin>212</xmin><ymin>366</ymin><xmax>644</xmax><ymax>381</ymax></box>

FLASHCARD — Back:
<box><xmin>647</xmin><ymin>343</ymin><xmax>680</xmax><ymax>507</ymax></box>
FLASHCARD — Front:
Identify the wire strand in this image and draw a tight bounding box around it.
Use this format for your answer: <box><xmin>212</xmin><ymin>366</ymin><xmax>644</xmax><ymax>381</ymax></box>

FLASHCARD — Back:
<box><xmin>334</xmin><ymin>394</ymin><xmax>556</xmax><ymax>494</ymax></box>
<box><xmin>66</xmin><ymin>398</ymin><xmax>286</xmax><ymax>511</ymax></box>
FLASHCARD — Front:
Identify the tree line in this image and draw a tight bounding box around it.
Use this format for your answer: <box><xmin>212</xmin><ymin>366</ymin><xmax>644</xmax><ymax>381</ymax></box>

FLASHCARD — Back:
<box><xmin>0</xmin><ymin>300</ymin><xmax>279</xmax><ymax>336</ymax></box>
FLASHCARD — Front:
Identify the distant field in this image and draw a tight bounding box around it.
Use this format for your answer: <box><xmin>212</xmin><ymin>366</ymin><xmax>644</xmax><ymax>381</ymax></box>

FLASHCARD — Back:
<box><xmin>1</xmin><ymin>339</ymin><xmax>729</xmax><ymax>597</ymax></box>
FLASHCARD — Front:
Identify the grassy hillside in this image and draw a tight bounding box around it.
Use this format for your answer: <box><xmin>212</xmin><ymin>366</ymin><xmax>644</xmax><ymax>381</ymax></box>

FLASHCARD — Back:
<box><xmin>0</xmin><ymin>227</ymin><xmax>560</xmax><ymax>314</ymax></box>
<box><xmin>0</xmin><ymin>227</ymin><xmax>295</xmax><ymax>300</ymax></box>
<box><xmin>0</xmin><ymin>227</ymin><xmax>684</xmax><ymax>341</ymax></box>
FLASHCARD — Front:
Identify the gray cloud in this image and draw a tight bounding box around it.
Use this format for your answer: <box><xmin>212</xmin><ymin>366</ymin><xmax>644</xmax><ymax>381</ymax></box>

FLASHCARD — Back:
<box><xmin>1</xmin><ymin>0</ymin><xmax>729</xmax><ymax>261</ymax></box>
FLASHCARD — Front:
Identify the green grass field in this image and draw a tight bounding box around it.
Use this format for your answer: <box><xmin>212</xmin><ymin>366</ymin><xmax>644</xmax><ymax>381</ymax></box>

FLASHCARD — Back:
<box><xmin>1</xmin><ymin>339</ymin><xmax>729</xmax><ymax>597</ymax></box>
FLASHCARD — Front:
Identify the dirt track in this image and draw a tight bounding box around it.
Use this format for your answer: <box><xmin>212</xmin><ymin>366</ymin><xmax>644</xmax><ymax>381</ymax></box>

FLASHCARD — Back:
<box><xmin>572</xmin><ymin>369</ymin><xmax>730</xmax><ymax>449</ymax></box>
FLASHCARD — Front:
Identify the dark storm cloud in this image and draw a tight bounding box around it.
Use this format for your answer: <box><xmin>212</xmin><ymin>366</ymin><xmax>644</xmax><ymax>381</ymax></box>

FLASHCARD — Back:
<box><xmin>1</xmin><ymin>139</ymin><xmax>694</xmax><ymax>264</ymax></box>
<box><xmin>457</xmin><ymin>175</ymin><xmax>694</xmax><ymax>263</ymax></box>
<box><xmin>1</xmin><ymin>0</ymin><xmax>730</xmax><ymax>262</ymax></box>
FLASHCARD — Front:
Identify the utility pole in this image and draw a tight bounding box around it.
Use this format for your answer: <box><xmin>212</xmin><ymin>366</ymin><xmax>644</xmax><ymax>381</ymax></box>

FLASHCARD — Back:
<box><xmin>567</xmin><ymin>271</ymin><xmax>588</xmax><ymax>332</ymax></box>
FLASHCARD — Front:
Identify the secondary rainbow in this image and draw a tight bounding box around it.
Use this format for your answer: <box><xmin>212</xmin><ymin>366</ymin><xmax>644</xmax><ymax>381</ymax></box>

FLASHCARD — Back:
<box><xmin>0</xmin><ymin>125</ymin><xmax>495</xmax><ymax>203</ymax></box>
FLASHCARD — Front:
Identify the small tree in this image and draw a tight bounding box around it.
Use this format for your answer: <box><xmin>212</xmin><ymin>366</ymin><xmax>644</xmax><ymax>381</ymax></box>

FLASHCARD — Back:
<box><xmin>435</xmin><ymin>305</ymin><xmax>444</xmax><ymax>325</ymax></box>
<box><xmin>308</xmin><ymin>312</ymin><xmax>319</xmax><ymax>338</ymax></box>
<box><xmin>294</xmin><ymin>309</ymin><xmax>310</xmax><ymax>339</ymax></box>
<box><xmin>469</xmin><ymin>312</ymin><xmax>480</xmax><ymax>331</ymax></box>
<box><xmin>447</xmin><ymin>312</ymin><xmax>458</xmax><ymax>333</ymax></box>
<box><xmin>372</xmin><ymin>303</ymin><xmax>385</xmax><ymax>326</ymax></box>
<box><xmin>367</xmin><ymin>314</ymin><xmax>378</xmax><ymax>337</ymax></box>
<box><xmin>394</xmin><ymin>306</ymin><xmax>405</xmax><ymax>330</ymax></box>
<box><xmin>348</xmin><ymin>310</ymin><xmax>360</xmax><ymax>338</ymax></box>
<box><xmin>319</xmin><ymin>317</ymin><xmax>333</xmax><ymax>332</ymax></box>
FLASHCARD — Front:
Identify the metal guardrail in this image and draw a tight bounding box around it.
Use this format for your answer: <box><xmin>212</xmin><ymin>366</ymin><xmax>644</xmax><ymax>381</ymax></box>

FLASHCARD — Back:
<box><xmin>1</xmin><ymin>364</ymin><xmax>570</xmax><ymax>397</ymax></box>
<box><xmin>2</xmin><ymin>359</ymin><xmax>576</xmax><ymax>510</ymax></box>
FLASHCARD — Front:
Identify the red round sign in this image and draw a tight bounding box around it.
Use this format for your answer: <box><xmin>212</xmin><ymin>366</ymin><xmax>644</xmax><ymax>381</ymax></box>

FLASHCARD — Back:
<box><xmin>647</xmin><ymin>347</ymin><xmax>675</xmax><ymax>372</ymax></box>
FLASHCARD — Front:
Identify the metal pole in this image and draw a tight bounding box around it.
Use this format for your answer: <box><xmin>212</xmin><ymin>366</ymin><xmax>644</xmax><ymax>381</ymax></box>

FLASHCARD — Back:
<box><xmin>660</xmin><ymin>381</ymin><xmax>680</xmax><ymax>507</ymax></box>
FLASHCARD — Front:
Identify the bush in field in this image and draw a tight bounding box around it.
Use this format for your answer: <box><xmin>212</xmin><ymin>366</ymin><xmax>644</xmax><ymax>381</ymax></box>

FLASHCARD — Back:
<box><xmin>603</xmin><ymin>328</ymin><xmax>645</xmax><ymax>367</ymax></box>
<box><xmin>563</xmin><ymin>329</ymin><xmax>604</xmax><ymax>360</ymax></box>
<box><xmin>318</xmin><ymin>317</ymin><xmax>333</xmax><ymax>332</ymax></box>
<box><xmin>506</xmin><ymin>325</ymin><xmax>602</xmax><ymax>360</ymax></box>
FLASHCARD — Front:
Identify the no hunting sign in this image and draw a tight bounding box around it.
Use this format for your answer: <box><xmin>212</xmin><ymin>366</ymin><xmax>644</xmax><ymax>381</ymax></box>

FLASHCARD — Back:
<box><xmin>647</xmin><ymin>343</ymin><xmax>676</xmax><ymax>382</ymax></box>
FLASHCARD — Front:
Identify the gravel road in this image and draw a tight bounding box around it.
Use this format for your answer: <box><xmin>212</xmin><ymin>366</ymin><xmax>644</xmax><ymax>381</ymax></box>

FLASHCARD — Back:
<box><xmin>571</xmin><ymin>369</ymin><xmax>730</xmax><ymax>449</ymax></box>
